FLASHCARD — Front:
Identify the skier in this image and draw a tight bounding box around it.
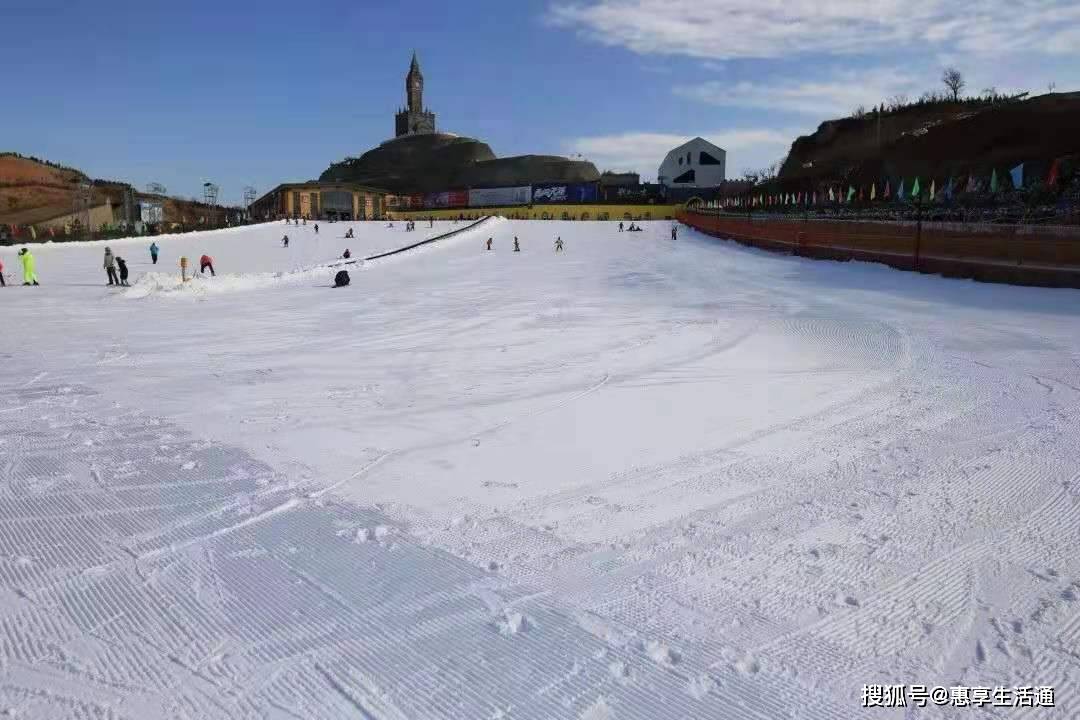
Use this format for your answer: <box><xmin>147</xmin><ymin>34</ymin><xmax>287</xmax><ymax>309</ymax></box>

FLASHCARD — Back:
<box><xmin>618</xmin><ymin>222</ymin><xmax>624</xmax><ymax>232</ymax></box>
<box><xmin>294</xmin><ymin>218</ymin><xmax>299</xmax><ymax>226</ymax></box>
<box><xmin>314</xmin><ymin>223</ymin><xmax>319</xmax><ymax>234</ymax></box>
<box><xmin>104</xmin><ymin>247</ymin><xmax>119</xmax><ymax>286</ymax></box>
<box><xmin>149</xmin><ymin>241</ymin><xmax>159</xmax><ymax>265</ymax></box>
<box><xmin>555</xmin><ymin>237</ymin><xmax>563</xmax><ymax>253</ymax></box>
<box><xmin>302</xmin><ymin>218</ymin><xmax>306</xmax><ymax>226</ymax></box>
<box><xmin>18</xmin><ymin>248</ymin><xmax>39</xmax><ymax>286</ymax></box>
<box><xmin>486</xmin><ymin>237</ymin><xmax>493</xmax><ymax>251</ymax></box>
<box><xmin>0</xmin><ymin>257</ymin><xmax>5</xmax><ymax>287</ymax></box>
<box><xmin>334</xmin><ymin>269</ymin><xmax>350</xmax><ymax>287</ymax></box>
<box><xmin>116</xmin><ymin>256</ymin><xmax>130</xmax><ymax>287</ymax></box>
<box><xmin>199</xmin><ymin>254</ymin><xmax>215</xmax><ymax>276</ymax></box>
<box><xmin>282</xmin><ymin>235</ymin><xmax>289</xmax><ymax>247</ymax></box>
<box><xmin>342</xmin><ymin>249</ymin><xmax>351</xmax><ymax>259</ymax></box>
<box><xmin>513</xmin><ymin>237</ymin><xmax>520</xmax><ymax>252</ymax></box>
<box><xmin>671</xmin><ymin>225</ymin><xmax>678</xmax><ymax>241</ymax></box>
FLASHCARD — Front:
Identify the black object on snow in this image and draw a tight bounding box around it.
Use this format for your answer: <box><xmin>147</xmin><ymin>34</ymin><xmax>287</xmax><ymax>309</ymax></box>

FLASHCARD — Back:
<box><xmin>334</xmin><ymin>270</ymin><xmax>351</xmax><ymax>287</ymax></box>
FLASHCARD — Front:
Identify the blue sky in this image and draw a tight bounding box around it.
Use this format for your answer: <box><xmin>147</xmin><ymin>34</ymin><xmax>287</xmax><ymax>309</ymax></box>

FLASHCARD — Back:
<box><xmin>5</xmin><ymin>0</ymin><xmax>1079</xmax><ymax>204</ymax></box>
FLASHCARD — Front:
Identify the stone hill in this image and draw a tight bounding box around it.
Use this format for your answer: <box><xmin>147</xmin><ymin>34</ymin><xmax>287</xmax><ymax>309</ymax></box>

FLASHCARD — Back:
<box><xmin>320</xmin><ymin>133</ymin><xmax>599</xmax><ymax>194</ymax></box>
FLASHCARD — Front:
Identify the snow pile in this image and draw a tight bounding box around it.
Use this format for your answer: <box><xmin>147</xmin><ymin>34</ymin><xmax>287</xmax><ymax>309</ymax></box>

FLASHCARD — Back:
<box><xmin>122</xmin><ymin>265</ymin><xmax>344</xmax><ymax>299</ymax></box>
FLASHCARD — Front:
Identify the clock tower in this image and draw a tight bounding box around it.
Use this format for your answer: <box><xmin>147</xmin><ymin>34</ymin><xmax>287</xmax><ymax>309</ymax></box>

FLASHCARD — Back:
<box><xmin>395</xmin><ymin>52</ymin><xmax>436</xmax><ymax>137</ymax></box>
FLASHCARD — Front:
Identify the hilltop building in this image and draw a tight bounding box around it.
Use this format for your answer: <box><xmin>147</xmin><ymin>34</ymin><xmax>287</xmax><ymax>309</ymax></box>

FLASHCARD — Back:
<box><xmin>395</xmin><ymin>52</ymin><xmax>436</xmax><ymax>138</ymax></box>
<box><xmin>320</xmin><ymin>55</ymin><xmax>599</xmax><ymax>194</ymax></box>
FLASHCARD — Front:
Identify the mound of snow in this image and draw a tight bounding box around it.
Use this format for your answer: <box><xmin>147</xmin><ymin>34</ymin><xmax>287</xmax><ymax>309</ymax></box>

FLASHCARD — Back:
<box><xmin>122</xmin><ymin>265</ymin><xmax>345</xmax><ymax>299</ymax></box>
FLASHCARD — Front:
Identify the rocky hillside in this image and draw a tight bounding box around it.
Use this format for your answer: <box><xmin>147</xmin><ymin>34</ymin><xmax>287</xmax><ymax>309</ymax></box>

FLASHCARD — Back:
<box><xmin>778</xmin><ymin>92</ymin><xmax>1080</xmax><ymax>187</ymax></box>
<box><xmin>0</xmin><ymin>153</ymin><xmax>235</xmax><ymax>226</ymax></box>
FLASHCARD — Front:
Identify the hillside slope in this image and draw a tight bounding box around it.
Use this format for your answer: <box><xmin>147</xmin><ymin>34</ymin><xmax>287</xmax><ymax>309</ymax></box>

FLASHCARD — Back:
<box><xmin>779</xmin><ymin>92</ymin><xmax>1080</xmax><ymax>186</ymax></box>
<box><xmin>0</xmin><ymin>153</ymin><xmax>235</xmax><ymax>226</ymax></box>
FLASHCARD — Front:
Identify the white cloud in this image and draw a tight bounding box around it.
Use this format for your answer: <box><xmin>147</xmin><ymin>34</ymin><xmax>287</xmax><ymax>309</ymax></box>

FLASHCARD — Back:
<box><xmin>565</xmin><ymin>128</ymin><xmax>796</xmax><ymax>179</ymax></box>
<box><xmin>547</xmin><ymin>0</ymin><xmax>1080</xmax><ymax>60</ymax></box>
<box><xmin>674</xmin><ymin>68</ymin><xmax>919</xmax><ymax>117</ymax></box>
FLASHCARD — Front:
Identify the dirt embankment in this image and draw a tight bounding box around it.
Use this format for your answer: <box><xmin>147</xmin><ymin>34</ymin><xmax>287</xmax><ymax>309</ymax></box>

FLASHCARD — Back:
<box><xmin>779</xmin><ymin>92</ymin><xmax>1080</xmax><ymax>187</ymax></box>
<box><xmin>0</xmin><ymin>154</ymin><xmax>234</xmax><ymax>226</ymax></box>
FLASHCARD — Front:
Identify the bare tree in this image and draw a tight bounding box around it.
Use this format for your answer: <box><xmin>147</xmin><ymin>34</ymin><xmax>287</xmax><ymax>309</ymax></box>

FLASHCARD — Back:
<box><xmin>942</xmin><ymin>67</ymin><xmax>965</xmax><ymax>101</ymax></box>
<box><xmin>886</xmin><ymin>94</ymin><xmax>910</xmax><ymax>112</ymax></box>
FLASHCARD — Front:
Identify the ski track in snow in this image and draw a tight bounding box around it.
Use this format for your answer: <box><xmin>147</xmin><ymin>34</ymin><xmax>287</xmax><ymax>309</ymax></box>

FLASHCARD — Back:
<box><xmin>1</xmin><ymin>219</ymin><xmax>1079</xmax><ymax>718</ymax></box>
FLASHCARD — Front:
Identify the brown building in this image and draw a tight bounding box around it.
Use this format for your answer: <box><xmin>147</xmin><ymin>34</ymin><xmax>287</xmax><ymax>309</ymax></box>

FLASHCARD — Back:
<box><xmin>248</xmin><ymin>182</ymin><xmax>388</xmax><ymax>221</ymax></box>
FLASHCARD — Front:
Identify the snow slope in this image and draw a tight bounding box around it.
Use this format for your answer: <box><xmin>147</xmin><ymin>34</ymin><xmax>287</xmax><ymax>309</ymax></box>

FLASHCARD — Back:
<box><xmin>2</xmin><ymin>218</ymin><xmax>1079</xmax><ymax>718</ymax></box>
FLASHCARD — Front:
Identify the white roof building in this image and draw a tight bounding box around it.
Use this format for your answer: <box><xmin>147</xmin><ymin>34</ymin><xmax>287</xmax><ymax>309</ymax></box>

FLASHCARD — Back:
<box><xmin>658</xmin><ymin>137</ymin><xmax>726</xmax><ymax>188</ymax></box>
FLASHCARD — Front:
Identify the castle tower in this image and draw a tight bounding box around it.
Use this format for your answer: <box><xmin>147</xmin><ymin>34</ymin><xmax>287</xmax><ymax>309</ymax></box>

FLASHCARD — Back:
<box><xmin>395</xmin><ymin>52</ymin><xmax>436</xmax><ymax>137</ymax></box>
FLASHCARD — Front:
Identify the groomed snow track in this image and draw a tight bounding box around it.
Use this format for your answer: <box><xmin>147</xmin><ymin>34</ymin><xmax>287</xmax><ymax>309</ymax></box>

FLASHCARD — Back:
<box><xmin>1</xmin><ymin>219</ymin><xmax>1079</xmax><ymax>718</ymax></box>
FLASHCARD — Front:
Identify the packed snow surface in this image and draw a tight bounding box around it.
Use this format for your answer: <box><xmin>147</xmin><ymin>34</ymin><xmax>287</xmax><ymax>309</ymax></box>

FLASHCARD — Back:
<box><xmin>2</xmin><ymin>218</ymin><xmax>1080</xmax><ymax>718</ymax></box>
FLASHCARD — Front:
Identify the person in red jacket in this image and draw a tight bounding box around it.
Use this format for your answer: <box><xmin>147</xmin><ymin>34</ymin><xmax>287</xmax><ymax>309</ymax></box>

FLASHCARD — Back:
<box><xmin>199</xmin><ymin>254</ymin><xmax>215</xmax><ymax>276</ymax></box>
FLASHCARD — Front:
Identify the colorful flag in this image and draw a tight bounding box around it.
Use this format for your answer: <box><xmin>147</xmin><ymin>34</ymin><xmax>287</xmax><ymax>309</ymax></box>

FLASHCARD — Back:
<box><xmin>966</xmin><ymin>174</ymin><xmax>977</xmax><ymax>193</ymax></box>
<box><xmin>1047</xmin><ymin>158</ymin><xmax>1061</xmax><ymax>187</ymax></box>
<box><xmin>870</xmin><ymin>183</ymin><xmax>877</xmax><ymax>201</ymax></box>
<box><xmin>29</xmin><ymin>225</ymin><xmax>37</xmax><ymax>240</ymax></box>
<box><xmin>812</xmin><ymin>191</ymin><xmax>817</xmax><ymax>205</ymax></box>
<box><xmin>944</xmin><ymin>177</ymin><xmax>954</xmax><ymax>200</ymax></box>
<box><xmin>828</xmin><ymin>187</ymin><xmax>835</xmax><ymax>202</ymax></box>
<box><xmin>897</xmin><ymin>179</ymin><xmax>905</xmax><ymax>201</ymax></box>
<box><xmin>990</xmin><ymin>169</ymin><xmax>999</xmax><ymax>193</ymax></box>
<box><xmin>884</xmin><ymin>180</ymin><xmax>891</xmax><ymax>200</ymax></box>
<box><xmin>929</xmin><ymin>179</ymin><xmax>936</xmax><ymax>201</ymax></box>
<box><xmin>1010</xmin><ymin>163</ymin><xmax>1024</xmax><ymax>189</ymax></box>
<box><xmin>911</xmin><ymin>177</ymin><xmax>921</xmax><ymax>199</ymax></box>
<box><xmin>858</xmin><ymin>187</ymin><xmax>864</xmax><ymax>202</ymax></box>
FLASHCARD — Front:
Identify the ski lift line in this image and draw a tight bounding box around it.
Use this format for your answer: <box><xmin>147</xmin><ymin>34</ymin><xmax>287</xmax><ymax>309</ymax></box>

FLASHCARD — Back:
<box><xmin>362</xmin><ymin>216</ymin><xmax>494</xmax><ymax>262</ymax></box>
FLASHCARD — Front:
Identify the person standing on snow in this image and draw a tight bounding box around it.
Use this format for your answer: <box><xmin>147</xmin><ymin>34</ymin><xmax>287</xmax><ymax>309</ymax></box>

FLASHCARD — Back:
<box><xmin>19</xmin><ymin>248</ymin><xmax>39</xmax><ymax>286</ymax></box>
<box><xmin>104</xmin><ymin>247</ymin><xmax>119</xmax><ymax>286</ymax></box>
<box><xmin>149</xmin><ymin>242</ymin><xmax>159</xmax><ymax>265</ymax></box>
<box><xmin>513</xmin><ymin>237</ymin><xmax>520</xmax><ymax>252</ymax></box>
<box><xmin>342</xmin><ymin>249</ymin><xmax>351</xmax><ymax>259</ymax></box>
<box><xmin>486</xmin><ymin>237</ymin><xmax>493</xmax><ymax>251</ymax></box>
<box><xmin>0</xmin><ymin>256</ymin><xmax>5</xmax><ymax>287</ymax></box>
<box><xmin>116</xmin><ymin>256</ymin><xmax>130</xmax><ymax>286</ymax></box>
<box><xmin>314</xmin><ymin>223</ymin><xmax>319</xmax><ymax>234</ymax></box>
<box><xmin>199</xmin><ymin>254</ymin><xmax>215</xmax><ymax>276</ymax></box>
<box><xmin>618</xmin><ymin>222</ymin><xmax>624</xmax><ymax>232</ymax></box>
<box><xmin>282</xmin><ymin>235</ymin><xmax>289</xmax><ymax>247</ymax></box>
<box><xmin>555</xmin><ymin>237</ymin><xmax>563</xmax><ymax>253</ymax></box>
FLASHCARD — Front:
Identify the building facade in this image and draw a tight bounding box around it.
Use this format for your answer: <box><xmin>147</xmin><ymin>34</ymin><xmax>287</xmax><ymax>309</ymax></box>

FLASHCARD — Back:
<box><xmin>394</xmin><ymin>53</ymin><xmax>436</xmax><ymax>138</ymax></box>
<box><xmin>658</xmin><ymin>137</ymin><xmax>726</xmax><ymax>189</ymax></box>
<box><xmin>248</xmin><ymin>182</ymin><xmax>388</xmax><ymax>221</ymax></box>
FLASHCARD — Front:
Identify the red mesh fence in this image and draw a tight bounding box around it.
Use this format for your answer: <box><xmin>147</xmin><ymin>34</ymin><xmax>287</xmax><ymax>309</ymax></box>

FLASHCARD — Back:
<box><xmin>678</xmin><ymin>211</ymin><xmax>1080</xmax><ymax>288</ymax></box>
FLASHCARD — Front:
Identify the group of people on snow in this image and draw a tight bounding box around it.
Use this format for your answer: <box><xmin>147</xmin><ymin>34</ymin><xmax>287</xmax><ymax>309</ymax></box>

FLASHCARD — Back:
<box><xmin>483</xmin><ymin>236</ymin><xmax>562</xmax><ymax>252</ymax></box>
<box><xmin>0</xmin><ymin>248</ymin><xmax>39</xmax><ymax>286</ymax></box>
<box><xmin>103</xmin><ymin>247</ymin><xmax>130</xmax><ymax>286</ymax></box>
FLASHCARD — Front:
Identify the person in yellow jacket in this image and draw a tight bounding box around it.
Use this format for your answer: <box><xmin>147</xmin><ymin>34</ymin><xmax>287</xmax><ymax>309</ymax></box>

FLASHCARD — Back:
<box><xmin>18</xmin><ymin>248</ymin><xmax>39</xmax><ymax>286</ymax></box>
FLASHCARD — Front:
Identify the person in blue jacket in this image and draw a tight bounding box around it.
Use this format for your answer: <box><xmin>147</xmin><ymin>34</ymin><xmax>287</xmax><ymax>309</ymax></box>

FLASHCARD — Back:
<box><xmin>149</xmin><ymin>242</ymin><xmax>160</xmax><ymax>265</ymax></box>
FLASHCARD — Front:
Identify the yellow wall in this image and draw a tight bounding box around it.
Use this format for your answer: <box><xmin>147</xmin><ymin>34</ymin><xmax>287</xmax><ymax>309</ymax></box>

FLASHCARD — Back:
<box><xmin>387</xmin><ymin>203</ymin><xmax>681</xmax><ymax>221</ymax></box>
<box><xmin>34</xmin><ymin>201</ymin><xmax>116</xmax><ymax>231</ymax></box>
<box><xmin>276</xmin><ymin>187</ymin><xmax>386</xmax><ymax>219</ymax></box>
